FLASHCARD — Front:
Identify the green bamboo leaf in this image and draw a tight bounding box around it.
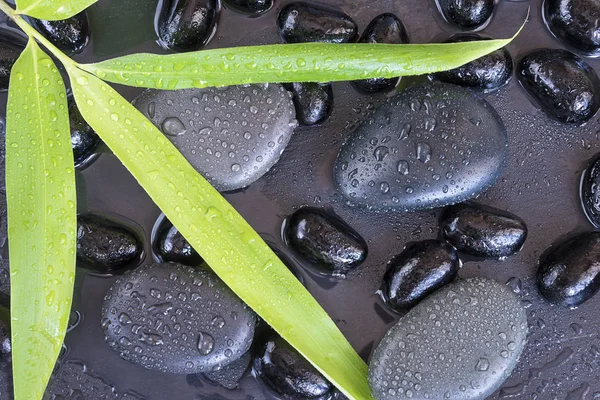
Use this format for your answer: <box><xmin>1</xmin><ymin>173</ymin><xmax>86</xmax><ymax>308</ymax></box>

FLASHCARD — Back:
<box><xmin>6</xmin><ymin>39</ymin><xmax>76</xmax><ymax>400</ymax></box>
<box><xmin>15</xmin><ymin>0</ymin><xmax>97</xmax><ymax>20</ymax></box>
<box><xmin>67</xmin><ymin>66</ymin><xmax>373</xmax><ymax>400</ymax></box>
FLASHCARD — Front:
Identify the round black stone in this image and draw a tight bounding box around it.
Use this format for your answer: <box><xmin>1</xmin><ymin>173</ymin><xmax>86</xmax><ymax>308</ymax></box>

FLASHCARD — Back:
<box><xmin>156</xmin><ymin>0</ymin><xmax>219</xmax><ymax>52</ymax></box>
<box><xmin>30</xmin><ymin>12</ymin><xmax>90</xmax><ymax>54</ymax></box>
<box><xmin>284</xmin><ymin>82</ymin><xmax>333</xmax><ymax>126</ymax></box>
<box><xmin>153</xmin><ymin>216</ymin><xmax>203</xmax><ymax>265</ymax></box>
<box><xmin>544</xmin><ymin>0</ymin><xmax>600</xmax><ymax>55</ymax></box>
<box><xmin>222</xmin><ymin>0</ymin><xmax>272</xmax><ymax>15</ymax></box>
<box><xmin>69</xmin><ymin>98</ymin><xmax>101</xmax><ymax>168</ymax></box>
<box><xmin>436</xmin><ymin>0</ymin><xmax>494</xmax><ymax>29</ymax></box>
<box><xmin>581</xmin><ymin>153</ymin><xmax>600</xmax><ymax>228</ymax></box>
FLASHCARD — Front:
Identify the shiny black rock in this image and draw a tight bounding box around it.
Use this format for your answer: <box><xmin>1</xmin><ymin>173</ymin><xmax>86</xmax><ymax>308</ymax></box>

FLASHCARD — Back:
<box><xmin>222</xmin><ymin>0</ymin><xmax>272</xmax><ymax>15</ymax></box>
<box><xmin>156</xmin><ymin>0</ymin><xmax>219</xmax><ymax>52</ymax></box>
<box><xmin>31</xmin><ymin>12</ymin><xmax>90</xmax><ymax>54</ymax></box>
<box><xmin>0</xmin><ymin>319</ymin><xmax>11</xmax><ymax>399</ymax></box>
<box><xmin>581</xmin><ymin>154</ymin><xmax>600</xmax><ymax>228</ymax></box>
<box><xmin>153</xmin><ymin>216</ymin><xmax>203</xmax><ymax>265</ymax></box>
<box><xmin>382</xmin><ymin>240</ymin><xmax>460</xmax><ymax>311</ymax></box>
<box><xmin>204</xmin><ymin>351</ymin><xmax>251</xmax><ymax>389</ymax></box>
<box><xmin>0</xmin><ymin>35</ymin><xmax>23</xmax><ymax>90</ymax></box>
<box><xmin>440</xmin><ymin>202</ymin><xmax>527</xmax><ymax>258</ymax></box>
<box><xmin>432</xmin><ymin>34</ymin><xmax>513</xmax><ymax>91</ymax></box>
<box><xmin>77</xmin><ymin>213</ymin><xmax>142</xmax><ymax>273</ymax></box>
<box><xmin>284</xmin><ymin>207</ymin><xmax>367</xmax><ymax>277</ymax></box>
<box><xmin>277</xmin><ymin>2</ymin><xmax>357</xmax><ymax>44</ymax></box>
<box><xmin>538</xmin><ymin>232</ymin><xmax>600</xmax><ymax>308</ymax></box>
<box><xmin>352</xmin><ymin>13</ymin><xmax>408</xmax><ymax>94</ymax></box>
<box><xmin>284</xmin><ymin>82</ymin><xmax>333</xmax><ymax>126</ymax></box>
<box><xmin>517</xmin><ymin>49</ymin><xmax>600</xmax><ymax>123</ymax></box>
<box><xmin>544</xmin><ymin>0</ymin><xmax>600</xmax><ymax>55</ymax></box>
<box><xmin>253</xmin><ymin>334</ymin><xmax>332</xmax><ymax>399</ymax></box>
<box><xmin>69</xmin><ymin>98</ymin><xmax>101</xmax><ymax>168</ymax></box>
<box><xmin>437</xmin><ymin>0</ymin><xmax>493</xmax><ymax>29</ymax></box>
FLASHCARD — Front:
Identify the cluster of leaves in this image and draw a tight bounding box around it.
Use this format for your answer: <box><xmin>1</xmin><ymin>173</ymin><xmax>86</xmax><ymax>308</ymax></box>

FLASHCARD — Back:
<box><xmin>0</xmin><ymin>0</ymin><xmax>519</xmax><ymax>399</ymax></box>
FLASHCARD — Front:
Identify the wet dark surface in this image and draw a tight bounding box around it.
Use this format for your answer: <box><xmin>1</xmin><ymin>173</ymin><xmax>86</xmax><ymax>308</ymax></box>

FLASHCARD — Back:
<box><xmin>2</xmin><ymin>0</ymin><xmax>600</xmax><ymax>398</ymax></box>
<box><xmin>29</xmin><ymin>11</ymin><xmax>91</xmax><ymax>55</ymax></box>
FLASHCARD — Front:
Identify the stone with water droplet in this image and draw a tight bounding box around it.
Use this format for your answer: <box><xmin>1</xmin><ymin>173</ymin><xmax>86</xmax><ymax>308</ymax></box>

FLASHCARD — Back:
<box><xmin>544</xmin><ymin>0</ymin><xmax>600</xmax><ymax>55</ymax></box>
<box><xmin>156</xmin><ymin>0</ymin><xmax>219</xmax><ymax>52</ymax></box>
<box><xmin>0</xmin><ymin>31</ymin><xmax>24</xmax><ymax>90</ymax></box>
<box><xmin>133</xmin><ymin>84</ymin><xmax>296</xmax><ymax>191</ymax></box>
<box><xmin>44</xmin><ymin>361</ymin><xmax>122</xmax><ymax>398</ymax></box>
<box><xmin>369</xmin><ymin>278</ymin><xmax>527</xmax><ymax>400</ymax></box>
<box><xmin>222</xmin><ymin>0</ymin><xmax>272</xmax><ymax>15</ymax></box>
<box><xmin>253</xmin><ymin>334</ymin><xmax>333</xmax><ymax>399</ymax></box>
<box><xmin>102</xmin><ymin>262</ymin><xmax>257</xmax><ymax>374</ymax></box>
<box><xmin>284</xmin><ymin>82</ymin><xmax>333</xmax><ymax>126</ymax></box>
<box><xmin>69</xmin><ymin>97</ymin><xmax>102</xmax><ymax>169</ymax></box>
<box><xmin>436</xmin><ymin>0</ymin><xmax>494</xmax><ymax>29</ymax></box>
<box><xmin>581</xmin><ymin>153</ymin><xmax>600</xmax><ymax>228</ymax></box>
<box><xmin>204</xmin><ymin>351</ymin><xmax>251</xmax><ymax>389</ymax></box>
<box><xmin>335</xmin><ymin>83</ymin><xmax>507</xmax><ymax>211</ymax></box>
<box><xmin>30</xmin><ymin>11</ymin><xmax>90</xmax><ymax>54</ymax></box>
<box><xmin>153</xmin><ymin>215</ymin><xmax>203</xmax><ymax>265</ymax></box>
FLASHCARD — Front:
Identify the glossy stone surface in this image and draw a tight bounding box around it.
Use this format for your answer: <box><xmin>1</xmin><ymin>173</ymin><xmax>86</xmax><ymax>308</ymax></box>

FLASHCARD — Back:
<box><xmin>334</xmin><ymin>83</ymin><xmax>507</xmax><ymax>211</ymax></box>
<box><xmin>102</xmin><ymin>263</ymin><xmax>257</xmax><ymax>374</ymax></box>
<box><xmin>156</xmin><ymin>0</ymin><xmax>219</xmax><ymax>52</ymax></box>
<box><xmin>31</xmin><ymin>12</ymin><xmax>90</xmax><ymax>54</ymax></box>
<box><xmin>69</xmin><ymin>98</ymin><xmax>101</xmax><ymax>168</ymax></box>
<box><xmin>537</xmin><ymin>232</ymin><xmax>600</xmax><ymax>308</ymax></box>
<box><xmin>153</xmin><ymin>216</ymin><xmax>203</xmax><ymax>265</ymax></box>
<box><xmin>253</xmin><ymin>334</ymin><xmax>332</xmax><ymax>399</ymax></box>
<box><xmin>0</xmin><ymin>319</ymin><xmax>11</xmax><ymax>400</ymax></box>
<box><xmin>284</xmin><ymin>82</ymin><xmax>333</xmax><ymax>126</ymax></box>
<box><xmin>352</xmin><ymin>13</ymin><xmax>408</xmax><ymax>94</ymax></box>
<box><xmin>204</xmin><ymin>351</ymin><xmax>251</xmax><ymax>389</ymax></box>
<box><xmin>222</xmin><ymin>0</ymin><xmax>272</xmax><ymax>15</ymax></box>
<box><xmin>432</xmin><ymin>34</ymin><xmax>513</xmax><ymax>91</ymax></box>
<box><xmin>440</xmin><ymin>202</ymin><xmax>527</xmax><ymax>258</ymax></box>
<box><xmin>517</xmin><ymin>49</ymin><xmax>600</xmax><ymax>124</ymax></box>
<box><xmin>369</xmin><ymin>278</ymin><xmax>527</xmax><ymax>400</ymax></box>
<box><xmin>77</xmin><ymin>213</ymin><xmax>142</xmax><ymax>273</ymax></box>
<box><xmin>437</xmin><ymin>0</ymin><xmax>493</xmax><ymax>29</ymax></box>
<box><xmin>284</xmin><ymin>207</ymin><xmax>367</xmax><ymax>277</ymax></box>
<box><xmin>382</xmin><ymin>240</ymin><xmax>460</xmax><ymax>311</ymax></box>
<box><xmin>0</xmin><ymin>35</ymin><xmax>23</xmax><ymax>91</ymax></box>
<box><xmin>133</xmin><ymin>84</ymin><xmax>297</xmax><ymax>191</ymax></box>
<box><xmin>277</xmin><ymin>2</ymin><xmax>357</xmax><ymax>44</ymax></box>
<box><xmin>544</xmin><ymin>0</ymin><xmax>600</xmax><ymax>55</ymax></box>
<box><xmin>580</xmin><ymin>153</ymin><xmax>600</xmax><ymax>228</ymax></box>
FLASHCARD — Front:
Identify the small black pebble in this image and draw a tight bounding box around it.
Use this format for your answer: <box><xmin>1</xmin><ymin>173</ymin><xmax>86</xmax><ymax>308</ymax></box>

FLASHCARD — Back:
<box><xmin>581</xmin><ymin>153</ymin><xmax>600</xmax><ymax>228</ymax></box>
<box><xmin>222</xmin><ymin>0</ymin><xmax>272</xmax><ymax>15</ymax></box>
<box><xmin>352</xmin><ymin>13</ymin><xmax>408</xmax><ymax>94</ymax></box>
<box><xmin>277</xmin><ymin>2</ymin><xmax>357</xmax><ymax>44</ymax></box>
<box><xmin>69</xmin><ymin>98</ymin><xmax>101</xmax><ymax>168</ymax></box>
<box><xmin>0</xmin><ymin>35</ymin><xmax>23</xmax><ymax>90</ymax></box>
<box><xmin>31</xmin><ymin>12</ymin><xmax>90</xmax><ymax>54</ymax></box>
<box><xmin>544</xmin><ymin>0</ymin><xmax>600</xmax><ymax>55</ymax></box>
<box><xmin>153</xmin><ymin>216</ymin><xmax>203</xmax><ymax>265</ymax></box>
<box><xmin>253</xmin><ymin>334</ymin><xmax>332</xmax><ymax>399</ymax></box>
<box><xmin>432</xmin><ymin>34</ymin><xmax>513</xmax><ymax>91</ymax></box>
<box><xmin>382</xmin><ymin>240</ymin><xmax>460</xmax><ymax>311</ymax></box>
<box><xmin>284</xmin><ymin>82</ymin><xmax>333</xmax><ymax>126</ymax></box>
<box><xmin>156</xmin><ymin>0</ymin><xmax>219</xmax><ymax>52</ymax></box>
<box><xmin>440</xmin><ymin>202</ymin><xmax>527</xmax><ymax>258</ymax></box>
<box><xmin>437</xmin><ymin>0</ymin><xmax>494</xmax><ymax>29</ymax></box>
<box><xmin>517</xmin><ymin>49</ymin><xmax>600</xmax><ymax>123</ymax></box>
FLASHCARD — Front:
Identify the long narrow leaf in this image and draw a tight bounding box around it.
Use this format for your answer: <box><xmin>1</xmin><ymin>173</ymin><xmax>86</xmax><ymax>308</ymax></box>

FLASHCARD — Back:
<box><xmin>67</xmin><ymin>66</ymin><xmax>373</xmax><ymax>400</ymax></box>
<box><xmin>15</xmin><ymin>0</ymin><xmax>97</xmax><ymax>20</ymax></box>
<box><xmin>6</xmin><ymin>39</ymin><xmax>76</xmax><ymax>400</ymax></box>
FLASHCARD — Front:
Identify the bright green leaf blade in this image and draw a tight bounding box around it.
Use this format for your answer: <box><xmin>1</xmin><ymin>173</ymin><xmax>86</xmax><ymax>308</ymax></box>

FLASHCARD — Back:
<box><xmin>6</xmin><ymin>39</ymin><xmax>76</xmax><ymax>400</ymax></box>
<box><xmin>15</xmin><ymin>0</ymin><xmax>97</xmax><ymax>20</ymax></box>
<box><xmin>67</xmin><ymin>66</ymin><xmax>373</xmax><ymax>400</ymax></box>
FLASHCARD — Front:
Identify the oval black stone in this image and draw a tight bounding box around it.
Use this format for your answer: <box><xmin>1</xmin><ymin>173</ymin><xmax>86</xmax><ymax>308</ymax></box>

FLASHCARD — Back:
<box><xmin>436</xmin><ymin>0</ymin><xmax>494</xmax><ymax>29</ymax></box>
<box><xmin>284</xmin><ymin>207</ymin><xmax>368</xmax><ymax>277</ymax></box>
<box><xmin>222</xmin><ymin>0</ymin><xmax>272</xmax><ymax>15</ymax></box>
<box><xmin>76</xmin><ymin>213</ymin><xmax>142</xmax><ymax>273</ymax></box>
<box><xmin>102</xmin><ymin>262</ymin><xmax>257</xmax><ymax>374</ymax></box>
<box><xmin>30</xmin><ymin>12</ymin><xmax>90</xmax><ymax>55</ymax></box>
<box><xmin>544</xmin><ymin>0</ymin><xmax>600</xmax><ymax>55</ymax></box>
<box><xmin>253</xmin><ymin>334</ymin><xmax>332</xmax><ymax>399</ymax></box>
<box><xmin>581</xmin><ymin>154</ymin><xmax>600</xmax><ymax>228</ymax></box>
<box><xmin>537</xmin><ymin>232</ymin><xmax>600</xmax><ymax>308</ymax></box>
<box><xmin>0</xmin><ymin>35</ymin><xmax>23</xmax><ymax>91</ymax></box>
<box><xmin>352</xmin><ymin>13</ymin><xmax>408</xmax><ymax>94</ymax></box>
<box><xmin>277</xmin><ymin>2</ymin><xmax>357</xmax><ymax>44</ymax></box>
<box><xmin>284</xmin><ymin>82</ymin><xmax>333</xmax><ymax>126</ymax></box>
<box><xmin>440</xmin><ymin>202</ymin><xmax>527</xmax><ymax>258</ymax></box>
<box><xmin>382</xmin><ymin>240</ymin><xmax>460</xmax><ymax>311</ymax></box>
<box><xmin>432</xmin><ymin>34</ymin><xmax>513</xmax><ymax>91</ymax></box>
<box><xmin>517</xmin><ymin>49</ymin><xmax>600</xmax><ymax>124</ymax></box>
<box><xmin>153</xmin><ymin>216</ymin><xmax>203</xmax><ymax>265</ymax></box>
<box><xmin>156</xmin><ymin>0</ymin><xmax>219</xmax><ymax>52</ymax></box>
<box><xmin>69</xmin><ymin>98</ymin><xmax>101</xmax><ymax>168</ymax></box>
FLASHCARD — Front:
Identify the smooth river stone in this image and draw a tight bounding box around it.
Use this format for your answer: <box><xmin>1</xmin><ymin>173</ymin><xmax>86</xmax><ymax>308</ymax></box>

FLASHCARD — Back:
<box><xmin>334</xmin><ymin>83</ymin><xmax>507</xmax><ymax>211</ymax></box>
<box><xmin>369</xmin><ymin>278</ymin><xmax>527</xmax><ymax>400</ymax></box>
<box><xmin>133</xmin><ymin>85</ymin><xmax>297</xmax><ymax>192</ymax></box>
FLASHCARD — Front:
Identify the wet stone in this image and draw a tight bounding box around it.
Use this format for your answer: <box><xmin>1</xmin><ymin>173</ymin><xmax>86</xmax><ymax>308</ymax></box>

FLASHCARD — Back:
<box><xmin>284</xmin><ymin>82</ymin><xmax>333</xmax><ymax>126</ymax></box>
<box><xmin>69</xmin><ymin>98</ymin><xmax>101</xmax><ymax>169</ymax></box>
<box><xmin>284</xmin><ymin>207</ymin><xmax>368</xmax><ymax>277</ymax></box>
<box><xmin>382</xmin><ymin>240</ymin><xmax>460</xmax><ymax>311</ymax></box>
<box><xmin>204</xmin><ymin>351</ymin><xmax>251</xmax><ymax>389</ymax></box>
<box><xmin>156</xmin><ymin>0</ymin><xmax>219</xmax><ymax>52</ymax></box>
<box><xmin>440</xmin><ymin>202</ymin><xmax>527</xmax><ymax>258</ymax></box>
<box><xmin>544</xmin><ymin>0</ymin><xmax>600</xmax><ymax>55</ymax></box>
<box><xmin>153</xmin><ymin>216</ymin><xmax>203</xmax><ymax>265</ymax></box>
<box><xmin>369</xmin><ymin>278</ymin><xmax>528</xmax><ymax>400</ymax></box>
<box><xmin>0</xmin><ymin>34</ymin><xmax>24</xmax><ymax>91</ymax></box>
<box><xmin>432</xmin><ymin>34</ymin><xmax>513</xmax><ymax>91</ymax></box>
<box><xmin>101</xmin><ymin>262</ymin><xmax>257</xmax><ymax>374</ymax></box>
<box><xmin>517</xmin><ymin>49</ymin><xmax>600</xmax><ymax>124</ymax></box>
<box><xmin>277</xmin><ymin>2</ymin><xmax>358</xmax><ymax>44</ymax></box>
<box><xmin>253</xmin><ymin>334</ymin><xmax>332</xmax><ymax>399</ymax></box>
<box><xmin>0</xmin><ymin>319</ymin><xmax>11</xmax><ymax>400</ymax></box>
<box><xmin>30</xmin><ymin>12</ymin><xmax>90</xmax><ymax>55</ymax></box>
<box><xmin>581</xmin><ymin>153</ymin><xmax>600</xmax><ymax>228</ymax></box>
<box><xmin>436</xmin><ymin>0</ymin><xmax>494</xmax><ymax>29</ymax></box>
<box><xmin>537</xmin><ymin>232</ymin><xmax>600</xmax><ymax>308</ymax></box>
<box><xmin>77</xmin><ymin>213</ymin><xmax>142</xmax><ymax>273</ymax></box>
<box><xmin>45</xmin><ymin>361</ymin><xmax>117</xmax><ymax>399</ymax></box>
<box><xmin>222</xmin><ymin>0</ymin><xmax>272</xmax><ymax>15</ymax></box>
<box><xmin>334</xmin><ymin>83</ymin><xmax>507</xmax><ymax>211</ymax></box>
<box><xmin>133</xmin><ymin>84</ymin><xmax>297</xmax><ymax>191</ymax></box>
<box><xmin>352</xmin><ymin>13</ymin><xmax>409</xmax><ymax>94</ymax></box>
